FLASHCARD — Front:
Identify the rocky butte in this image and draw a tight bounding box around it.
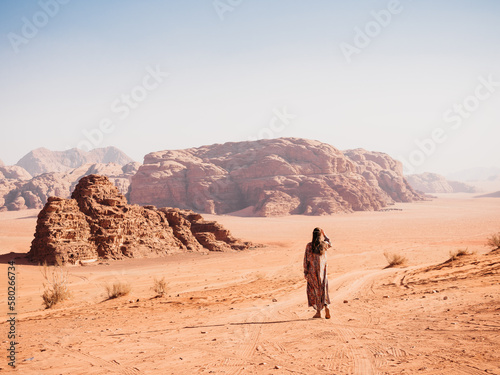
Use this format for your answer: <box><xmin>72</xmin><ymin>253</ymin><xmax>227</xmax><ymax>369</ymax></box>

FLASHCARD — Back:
<box><xmin>129</xmin><ymin>138</ymin><xmax>421</xmax><ymax>216</ymax></box>
<box><xmin>29</xmin><ymin>175</ymin><xmax>251</xmax><ymax>265</ymax></box>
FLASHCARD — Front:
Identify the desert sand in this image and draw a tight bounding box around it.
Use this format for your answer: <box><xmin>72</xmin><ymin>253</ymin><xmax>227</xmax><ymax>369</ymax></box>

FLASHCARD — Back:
<box><xmin>1</xmin><ymin>195</ymin><xmax>499</xmax><ymax>374</ymax></box>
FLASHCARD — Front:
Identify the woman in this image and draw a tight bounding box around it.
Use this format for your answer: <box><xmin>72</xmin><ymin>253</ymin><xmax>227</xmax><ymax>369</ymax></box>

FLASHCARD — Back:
<box><xmin>303</xmin><ymin>227</ymin><xmax>331</xmax><ymax>319</ymax></box>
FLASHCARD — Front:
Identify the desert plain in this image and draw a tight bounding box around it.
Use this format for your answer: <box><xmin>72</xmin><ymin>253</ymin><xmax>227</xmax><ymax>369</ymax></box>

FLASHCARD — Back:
<box><xmin>1</xmin><ymin>194</ymin><xmax>499</xmax><ymax>374</ymax></box>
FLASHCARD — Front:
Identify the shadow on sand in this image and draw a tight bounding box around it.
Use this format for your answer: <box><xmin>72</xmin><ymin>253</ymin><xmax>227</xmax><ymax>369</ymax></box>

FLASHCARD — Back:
<box><xmin>0</xmin><ymin>252</ymin><xmax>32</xmax><ymax>265</ymax></box>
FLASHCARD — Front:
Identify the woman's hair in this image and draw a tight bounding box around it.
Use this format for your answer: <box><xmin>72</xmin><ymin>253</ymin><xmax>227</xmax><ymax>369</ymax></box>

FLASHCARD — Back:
<box><xmin>311</xmin><ymin>227</ymin><xmax>327</xmax><ymax>255</ymax></box>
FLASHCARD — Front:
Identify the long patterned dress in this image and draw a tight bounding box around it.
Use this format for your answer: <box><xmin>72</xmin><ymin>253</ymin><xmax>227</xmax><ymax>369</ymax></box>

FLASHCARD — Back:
<box><xmin>303</xmin><ymin>242</ymin><xmax>330</xmax><ymax>310</ymax></box>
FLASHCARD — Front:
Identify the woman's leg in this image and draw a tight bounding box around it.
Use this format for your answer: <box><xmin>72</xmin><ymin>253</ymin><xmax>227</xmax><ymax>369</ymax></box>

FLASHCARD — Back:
<box><xmin>324</xmin><ymin>305</ymin><xmax>331</xmax><ymax>319</ymax></box>
<box><xmin>313</xmin><ymin>305</ymin><xmax>322</xmax><ymax>318</ymax></box>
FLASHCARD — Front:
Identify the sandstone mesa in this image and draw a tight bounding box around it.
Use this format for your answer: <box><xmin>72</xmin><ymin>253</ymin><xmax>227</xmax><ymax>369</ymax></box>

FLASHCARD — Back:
<box><xmin>129</xmin><ymin>138</ymin><xmax>422</xmax><ymax>216</ymax></box>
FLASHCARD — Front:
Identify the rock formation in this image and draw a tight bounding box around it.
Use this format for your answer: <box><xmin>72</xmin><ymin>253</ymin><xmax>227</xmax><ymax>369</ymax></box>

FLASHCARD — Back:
<box><xmin>129</xmin><ymin>138</ymin><xmax>421</xmax><ymax>216</ymax></box>
<box><xmin>0</xmin><ymin>165</ymin><xmax>32</xmax><ymax>210</ymax></box>
<box><xmin>16</xmin><ymin>146</ymin><xmax>133</xmax><ymax>176</ymax></box>
<box><xmin>0</xmin><ymin>162</ymin><xmax>140</xmax><ymax>212</ymax></box>
<box><xmin>29</xmin><ymin>175</ymin><xmax>251</xmax><ymax>265</ymax></box>
<box><xmin>406</xmin><ymin>172</ymin><xmax>477</xmax><ymax>194</ymax></box>
<box><xmin>343</xmin><ymin>148</ymin><xmax>420</xmax><ymax>202</ymax></box>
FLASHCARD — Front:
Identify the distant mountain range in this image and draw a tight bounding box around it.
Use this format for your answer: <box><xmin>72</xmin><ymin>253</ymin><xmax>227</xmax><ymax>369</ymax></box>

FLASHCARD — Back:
<box><xmin>0</xmin><ymin>147</ymin><xmax>137</xmax><ymax>211</ymax></box>
<box><xmin>446</xmin><ymin>167</ymin><xmax>500</xmax><ymax>182</ymax></box>
<box><xmin>1</xmin><ymin>139</ymin><xmax>424</xmax><ymax>215</ymax></box>
<box><xmin>4</xmin><ymin>140</ymin><xmax>496</xmax><ymax>215</ymax></box>
<box><xmin>16</xmin><ymin>147</ymin><xmax>133</xmax><ymax>176</ymax></box>
<box><xmin>406</xmin><ymin>173</ymin><xmax>477</xmax><ymax>194</ymax></box>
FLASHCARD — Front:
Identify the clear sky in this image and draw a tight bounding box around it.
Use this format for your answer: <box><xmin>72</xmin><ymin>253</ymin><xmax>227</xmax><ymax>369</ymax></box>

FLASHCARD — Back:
<box><xmin>0</xmin><ymin>0</ymin><xmax>499</xmax><ymax>175</ymax></box>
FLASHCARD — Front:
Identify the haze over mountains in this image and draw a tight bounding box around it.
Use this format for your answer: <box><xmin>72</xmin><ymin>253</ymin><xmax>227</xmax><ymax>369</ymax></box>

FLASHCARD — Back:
<box><xmin>16</xmin><ymin>147</ymin><xmax>133</xmax><ymax>176</ymax></box>
<box><xmin>0</xmin><ymin>147</ymin><xmax>138</xmax><ymax>211</ymax></box>
<box><xmin>406</xmin><ymin>173</ymin><xmax>477</xmax><ymax>194</ymax></box>
<box><xmin>0</xmin><ymin>139</ymin><xmax>498</xmax><ymax>213</ymax></box>
<box><xmin>447</xmin><ymin>167</ymin><xmax>500</xmax><ymax>182</ymax></box>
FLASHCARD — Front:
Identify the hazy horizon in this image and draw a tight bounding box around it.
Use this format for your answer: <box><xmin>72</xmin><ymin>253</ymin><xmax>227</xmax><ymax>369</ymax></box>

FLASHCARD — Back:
<box><xmin>1</xmin><ymin>0</ymin><xmax>499</xmax><ymax>175</ymax></box>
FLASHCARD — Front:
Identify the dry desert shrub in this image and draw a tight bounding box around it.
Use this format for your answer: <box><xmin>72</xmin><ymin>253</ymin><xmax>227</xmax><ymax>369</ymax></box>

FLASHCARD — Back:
<box><xmin>486</xmin><ymin>232</ymin><xmax>500</xmax><ymax>251</ymax></box>
<box><xmin>383</xmin><ymin>252</ymin><xmax>407</xmax><ymax>268</ymax></box>
<box><xmin>105</xmin><ymin>281</ymin><xmax>131</xmax><ymax>299</ymax></box>
<box><xmin>40</xmin><ymin>262</ymin><xmax>71</xmax><ymax>309</ymax></box>
<box><xmin>448</xmin><ymin>248</ymin><xmax>472</xmax><ymax>261</ymax></box>
<box><xmin>151</xmin><ymin>277</ymin><xmax>168</xmax><ymax>297</ymax></box>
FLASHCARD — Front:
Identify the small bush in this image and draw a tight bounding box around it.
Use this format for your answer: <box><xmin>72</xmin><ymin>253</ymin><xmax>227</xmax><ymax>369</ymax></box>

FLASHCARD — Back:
<box><xmin>105</xmin><ymin>281</ymin><xmax>131</xmax><ymax>299</ymax></box>
<box><xmin>384</xmin><ymin>252</ymin><xmax>407</xmax><ymax>268</ymax></box>
<box><xmin>486</xmin><ymin>232</ymin><xmax>500</xmax><ymax>250</ymax></box>
<box><xmin>40</xmin><ymin>263</ymin><xmax>71</xmax><ymax>309</ymax></box>
<box><xmin>449</xmin><ymin>248</ymin><xmax>472</xmax><ymax>261</ymax></box>
<box><xmin>152</xmin><ymin>277</ymin><xmax>168</xmax><ymax>297</ymax></box>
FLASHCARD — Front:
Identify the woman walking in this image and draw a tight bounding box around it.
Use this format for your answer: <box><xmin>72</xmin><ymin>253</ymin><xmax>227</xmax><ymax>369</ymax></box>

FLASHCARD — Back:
<box><xmin>303</xmin><ymin>227</ymin><xmax>331</xmax><ymax>319</ymax></box>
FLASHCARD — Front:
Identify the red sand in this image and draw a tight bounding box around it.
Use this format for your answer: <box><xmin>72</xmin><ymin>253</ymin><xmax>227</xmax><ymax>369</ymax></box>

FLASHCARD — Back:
<box><xmin>1</xmin><ymin>195</ymin><xmax>499</xmax><ymax>374</ymax></box>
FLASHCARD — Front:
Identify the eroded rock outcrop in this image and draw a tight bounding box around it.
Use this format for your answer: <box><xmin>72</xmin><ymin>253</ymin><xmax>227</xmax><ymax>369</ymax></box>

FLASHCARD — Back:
<box><xmin>129</xmin><ymin>138</ymin><xmax>421</xmax><ymax>216</ymax></box>
<box><xmin>29</xmin><ymin>175</ymin><xmax>251</xmax><ymax>264</ymax></box>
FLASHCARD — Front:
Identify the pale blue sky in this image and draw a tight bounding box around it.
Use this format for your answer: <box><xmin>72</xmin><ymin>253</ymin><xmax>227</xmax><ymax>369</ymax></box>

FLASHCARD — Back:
<box><xmin>1</xmin><ymin>0</ymin><xmax>499</xmax><ymax>175</ymax></box>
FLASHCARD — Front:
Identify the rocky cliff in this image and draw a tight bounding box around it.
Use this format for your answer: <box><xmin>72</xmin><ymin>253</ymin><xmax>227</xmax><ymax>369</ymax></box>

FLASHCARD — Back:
<box><xmin>406</xmin><ymin>172</ymin><xmax>477</xmax><ymax>194</ymax></box>
<box><xmin>29</xmin><ymin>175</ymin><xmax>251</xmax><ymax>265</ymax></box>
<box><xmin>16</xmin><ymin>146</ymin><xmax>133</xmax><ymax>176</ymax></box>
<box><xmin>343</xmin><ymin>148</ymin><xmax>420</xmax><ymax>202</ymax></box>
<box><xmin>129</xmin><ymin>138</ymin><xmax>421</xmax><ymax>216</ymax></box>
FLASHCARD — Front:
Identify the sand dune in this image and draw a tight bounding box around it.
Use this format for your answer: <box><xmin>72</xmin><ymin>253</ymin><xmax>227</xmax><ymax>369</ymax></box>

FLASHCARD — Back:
<box><xmin>1</xmin><ymin>195</ymin><xmax>499</xmax><ymax>374</ymax></box>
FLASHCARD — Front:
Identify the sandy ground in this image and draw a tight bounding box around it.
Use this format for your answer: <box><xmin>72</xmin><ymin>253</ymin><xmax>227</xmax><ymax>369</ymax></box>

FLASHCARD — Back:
<box><xmin>1</xmin><ymin>195</ymin><xmax>500</xmax><ymax>374</ymax></box>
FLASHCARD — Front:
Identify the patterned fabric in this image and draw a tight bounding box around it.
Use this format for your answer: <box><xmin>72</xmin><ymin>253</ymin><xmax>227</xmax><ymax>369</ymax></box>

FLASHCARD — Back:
<box><xmin>303</xmin><ymin>242</ymin><xmax>330</xmax><ymax>310</ymax></box>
